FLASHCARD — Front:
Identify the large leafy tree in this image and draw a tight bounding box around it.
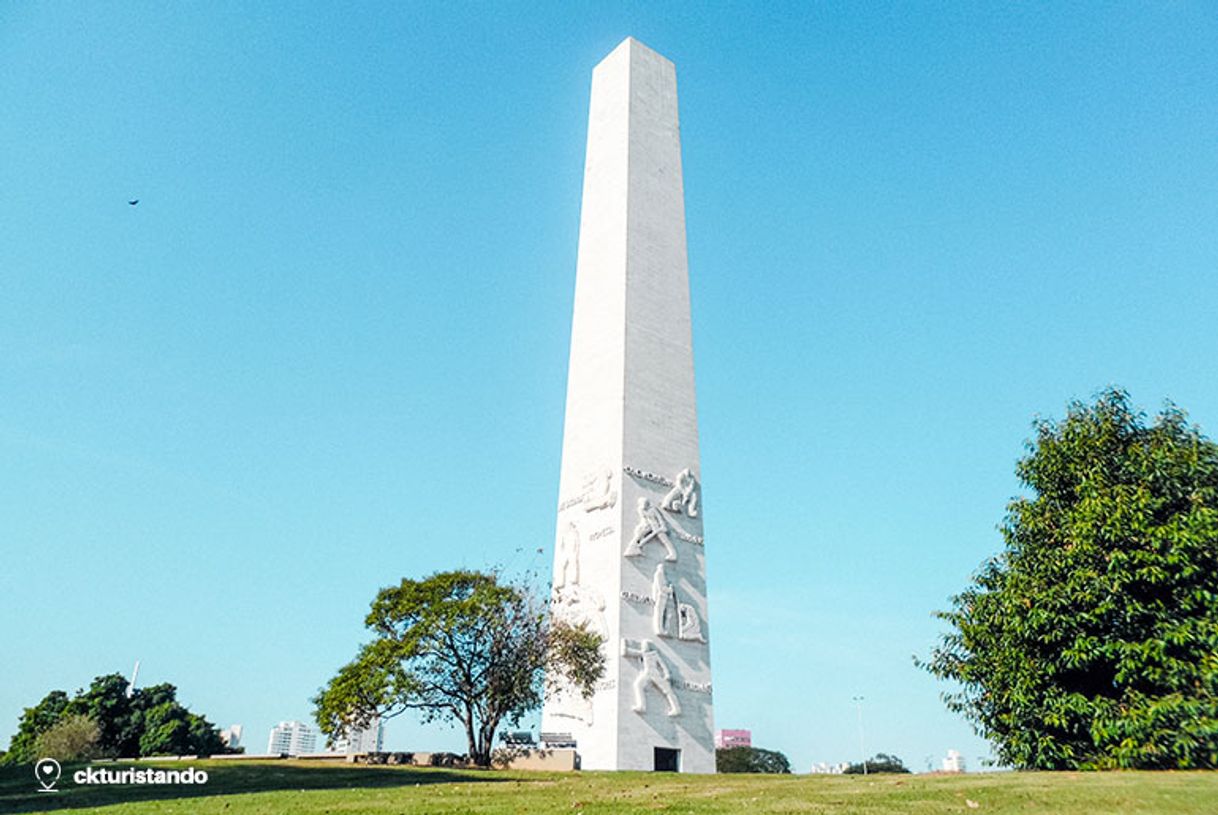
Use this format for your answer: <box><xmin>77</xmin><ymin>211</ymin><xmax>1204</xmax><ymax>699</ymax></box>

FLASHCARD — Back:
<box><xmin>923</xmin><ymin>389</ymin><xmax>1218</xmax><ymax>769</ymax></box>
<box><xmin>2</xmin><ymin>675</ymin><xmax>226</xmax><ymax>764</ymax></box>
<box><xmin>715</xmin><ymin>746</ymin><xmax>792</xmax><ymax>774</ymax></box>
<box><xmin>33</xmin><ymin>714</ymin><xmax>100</xmax><ymax>762</ymax></box>
<box><xmin>64</xmin><ymin>674</ymin><xmax>139</xmax><ymax>757</ymax></box>
<box><xmin>3</xmin><ymin>691</ymin><xmax>69</xmax><ymax>765</ymax></box>
<box><xmin>843</xmin><ymin>753</ymin><xmax>910</xmax><ymax>774</ymax></box>
<box><xmin>314</xmin><ymin>570</ymin><xmax>604</xmax><ymax>767</ymax></box>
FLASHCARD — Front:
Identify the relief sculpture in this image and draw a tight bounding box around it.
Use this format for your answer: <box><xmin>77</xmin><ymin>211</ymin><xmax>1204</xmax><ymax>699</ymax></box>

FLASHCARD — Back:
<box><xmin>621</xmin><ymin>638</ymin><xmax>681</xmax><ymax>717</ymax></box>
<box><xmin>558</xmin><ymin>467</ymin><xmax>618</xmax><ymax>514</ymax></box>
<box><xmin>677</xmin><ymin>602</ymin><xmax>706</xmax><ymax>643</ymax></box>
<box><xmin>549</xmin><ymin>583</ymin><xmax>609</xmax><ymax>726</ymax></box>
<box><xmin>552</xmin><ymin>583</ymin><xmax>608</xmax><ymax>640</ymax></box>
<box><xmin>555</xmin><ymin>522</ymin><xmax>580</xmax><ymax>588</ymax></box>
<box><xmin>662</xmin><ymin>468</ymin><xmax>699</xmax><ymax>518</ymax></box>
<box><xmin>648</xmin><ymin>563</ymin><xmax>705</xmax><ymax>643</ymax></box>
<box><xmin>583</xmin><ymin>469</ymin><xmax>617</xmax><ymax>512</ymax></box>
<box><xmin>651</xmin><ymin>564</ymin><xmax>677</xmax><ymax>638</ymax></box>
<box><xmin>624</xmin><ymin>498</ymin><xmax>677</xmax><ymax>561</ymax></box>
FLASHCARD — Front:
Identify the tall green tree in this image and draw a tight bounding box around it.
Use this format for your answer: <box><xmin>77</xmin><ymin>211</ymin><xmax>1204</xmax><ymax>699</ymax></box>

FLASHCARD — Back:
<box><xmin>314</xmin><ymin>570</ymin><xmax>604</xmax><ymax>767</ymax></box>
<box><xmin>2</xmin><ymin>691</ymin><xmax>69</xmax><ymax>765</ymax></box>
<box><xmin>923</xmin><ymin>389</ymin><xmax>1218</xmax><ymax>769</ymax></box>
<box><xmin>843</xmin><ymin>753</ymin><xmax>910</xmax><ymax>774</ymax></box>
<box><xmin>715</xmin><ymin>746</ymin><xmax>792</xmax><ymax>773</ymax></box>
<box><xmin>63</xmin><ymin>674</ymin><xmax>137</xmax><ymax>757</ymax></box>
<box><xmin>138</xmin><ymin>702</ymin><xmax>192</xmax><ymax>757</ymax></box>
<box><xmin>2</xmin><ymin>675</ymin><xmax>226</xmax><ymax>763</ymax></box>
<box><xmin>33</xmin><ymin>714</ymin><xmax>100</xmax><ymax>762</ymax></box>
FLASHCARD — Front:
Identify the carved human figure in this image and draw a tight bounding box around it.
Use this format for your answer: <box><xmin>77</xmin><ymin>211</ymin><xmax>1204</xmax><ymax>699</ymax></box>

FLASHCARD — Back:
<box><xmin>661</xmin><ymin>468</ymin><xmax>699</xmax><ymax>518</ymax></box>
<box><xmin>556</xmin><ymin>522</ymin><xmax>580</xmax><ymax>587</ymax></box>
<box><xmin>548</xmin><ymin>584</ymin><xmax>609</xmax><ymax>726</ymax></box>
<box><xmin>621</xmin><ymin>638</ymin><xmax>680</xmax><ymax>716</ymax></box>
<box><xmin>551</xmin><ymin>583</ymin><xmax>608</xmax><ymax>641</ymax></box>
<box><xmin>547</xmin><ymin>663</ymin><xmax>595</xmax><ymax>725</ymax></box>
<box><xmin>624</xmin><ymin>498</ymin><xmax>677</xmax><ymax>561</ymax></box>
<box><xmin>677</xmin><ymin>602</ymin><xmax>706</xmax><ymax>642</ymax></box>
<box><xmin>651</xmin><ymin>563</ymin><xmax>676</xmax><ymax>638</ymax></box>
<box><xmin>583</xmin><ymin>468</ymin><xmax>617</xmax><ymax>512</ymax></box>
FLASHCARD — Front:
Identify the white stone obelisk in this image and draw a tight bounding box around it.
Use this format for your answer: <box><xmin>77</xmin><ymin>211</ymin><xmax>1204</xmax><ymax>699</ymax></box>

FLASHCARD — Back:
<box><xmin>543</xmin><ymin>38</ymin><xmax>714</xmax><ymax>773</ymax></box>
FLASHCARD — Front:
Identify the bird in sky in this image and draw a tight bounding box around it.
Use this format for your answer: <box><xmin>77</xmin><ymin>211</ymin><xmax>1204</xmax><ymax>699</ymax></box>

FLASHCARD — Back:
<box><xmin>128</xmin><ymin>199</ymin><xmax>139</xmax><ymax>206</ymax></box>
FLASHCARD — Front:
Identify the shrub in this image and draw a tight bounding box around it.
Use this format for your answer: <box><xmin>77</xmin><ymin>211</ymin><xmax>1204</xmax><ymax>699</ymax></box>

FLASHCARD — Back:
<box><xmin>32</xmin><ymin>714</ymin><xmax>99</xmax><ymax>762</ymax></box>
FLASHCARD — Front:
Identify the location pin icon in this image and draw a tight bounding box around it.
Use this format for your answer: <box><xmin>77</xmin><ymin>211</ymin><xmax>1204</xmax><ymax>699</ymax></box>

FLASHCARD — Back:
<box><xmin>35</xmin><ymin>757</ymin><xmax>61</xmax><ymax>791</ymax></box>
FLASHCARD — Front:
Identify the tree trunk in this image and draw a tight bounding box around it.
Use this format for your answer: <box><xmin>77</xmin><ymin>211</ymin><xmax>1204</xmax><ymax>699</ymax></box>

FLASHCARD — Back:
<box><xmin>461</xmin><ymin>709</ymin><xmax>479</xmax><ymax>766</ymax></box>
<box><xmin>473</xmin><ymin>713</ymin><xmax>499</xmax><ymax>768</ymax></box>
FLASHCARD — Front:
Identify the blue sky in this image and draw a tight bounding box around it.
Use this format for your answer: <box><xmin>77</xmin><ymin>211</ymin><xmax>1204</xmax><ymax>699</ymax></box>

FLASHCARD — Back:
<box><xmin>2</xmin><ymin>3</ymin><xmax>1216</xmax><ymax>772</ymax></box>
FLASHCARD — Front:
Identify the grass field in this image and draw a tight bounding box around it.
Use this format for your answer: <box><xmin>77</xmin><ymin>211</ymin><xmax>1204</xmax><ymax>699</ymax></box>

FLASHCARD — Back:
<box><xmin>2</xmin><ymin>759</ymin><xmax>1216</xmax><ymax>814</ymax></box>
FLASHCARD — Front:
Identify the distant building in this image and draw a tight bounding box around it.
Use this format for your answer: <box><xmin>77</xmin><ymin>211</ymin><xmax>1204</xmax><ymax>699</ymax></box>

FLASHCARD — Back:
<box><xmin>219</xmin><ymin>724</ymin><xmax>243</xmax><ymax>750</ymax></box>
<box><xmin>714</xmin><ymin>729</ymin><xmax>752</xmax><ymax>749</ymax></box>
<box><xmin>809</xmin><ymin>762</ymin><xmax>849</xmax><ymax>774</ymax></box>
<box><xmin>267</xmin><ymin>721</ymin><xmax>317</xmax><ymax>756</ymax></box>
<box><xmin>942</xmin><ymin>749</ymin><xmax>966</xmax><ymax>773</ymax></box>
<box><xmin>332</xmin><ymin>716</ymin><xmax>384</xmax><ymax>754</ymax></box>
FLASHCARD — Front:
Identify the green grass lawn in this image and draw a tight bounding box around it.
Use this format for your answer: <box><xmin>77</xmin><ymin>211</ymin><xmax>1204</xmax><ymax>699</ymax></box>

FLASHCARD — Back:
<box><xmin>2</xmin><ymin>759</ymin><xmax>1215</xmax><ymax>815</ymax></box>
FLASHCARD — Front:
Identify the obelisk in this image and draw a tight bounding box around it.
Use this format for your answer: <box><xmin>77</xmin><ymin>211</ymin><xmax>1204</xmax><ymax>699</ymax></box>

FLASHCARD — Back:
<box><xmin>543</xmin><ymin>38</ymin><xmax>714</xmax><ymax>773</ymax></box>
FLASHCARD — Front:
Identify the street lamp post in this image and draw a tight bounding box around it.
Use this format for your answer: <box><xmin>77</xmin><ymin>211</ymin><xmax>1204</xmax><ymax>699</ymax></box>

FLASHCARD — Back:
<box><xmin>851</xmin><ymin>695</ymin><xmax>867</xmax><ymax>776</ymax></box>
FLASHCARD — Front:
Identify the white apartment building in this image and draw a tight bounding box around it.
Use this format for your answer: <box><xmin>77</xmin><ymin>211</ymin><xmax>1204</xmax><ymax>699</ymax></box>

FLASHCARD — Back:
<box><xmin>219</xmin><ymin>724</ymin><xmax>243</xmax><ymax>750</ymax></box>
<box><xmin>332</xmin><ymin>716</ymin><xmax>384</xmax><ymax>754</ymax></box>
<box><xmin>267</xmin><ymin>721</ymin><xmax>317</xmax><ymax>755</ymax></box>
<box><xmin>942</xmin><ymin>749</ymin><xmax>966</xmax><ymax>773</ymax></box>
<box><xmin>809</xmin><ymin>761</ymin><xmax>849</xmax><ymax>774</ymax></box>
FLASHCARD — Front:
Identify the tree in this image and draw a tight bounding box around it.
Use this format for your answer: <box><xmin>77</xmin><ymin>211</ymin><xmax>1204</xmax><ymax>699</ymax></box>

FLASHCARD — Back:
<box><xmin>843</xmin><ymin>753</ymin><xmax>909</xmax><ymax>774</ymax></box>
<box><xmin>2</xmin><ymin>690</ymin><xmax>69</xmax><ymax>765</ymax></box>
<box><xmin>922</xmin><ymin>389</ymin><xmax>1218</xmax><ymax>769</ymax></box>
<box><xmin>314</xmin><ymin>570</ymin><xmax>604</xmax><ymax>767</ymax></box>
<box><xmin>715</xmin><ymin>746</ymin><xmax>791</xmax><ymax>773</ymax></box>
<box><xmin>33</xmin><ymin>714</ymin><xmax>100</xmax><ymax>762</ymax></box>
<box><xmin>139</xmin><ymin>703</ymin><xmax>192</xmax><ymax>757</ymax></box>
<box><xmin>63</xmin><ymin>674</ymin><xmax>137</xmax><ymax>757</ymax></box>
<box><xmin>184</xmin><ymin>712</ymin><xmax>226</xmax><ymax>756</ymax></box>
<box><xmin>2</xmin><ymin>675</ymin><xmax>227</xmax><ymax>764</ymax></box>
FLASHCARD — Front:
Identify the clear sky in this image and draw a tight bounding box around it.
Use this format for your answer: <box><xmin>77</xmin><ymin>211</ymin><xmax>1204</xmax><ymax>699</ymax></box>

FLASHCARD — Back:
<box><xmin>2</xmin><ymin>2</ymin><xmax>1216</xmax><ymax>772</ymax></box>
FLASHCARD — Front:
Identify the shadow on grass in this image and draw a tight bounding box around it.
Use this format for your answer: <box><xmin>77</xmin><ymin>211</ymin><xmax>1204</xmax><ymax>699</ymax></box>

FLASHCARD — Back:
<box><xmin>0</xmin><ymin>760</ymin><xmax>505</xmax><ymax>813</ymax></box>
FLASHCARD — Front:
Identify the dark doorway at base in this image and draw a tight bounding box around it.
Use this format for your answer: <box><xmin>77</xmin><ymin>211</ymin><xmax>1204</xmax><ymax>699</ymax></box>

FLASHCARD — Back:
<box><xmin>654</xmin><ymin>747</ymin><xmax>680</xmax><ymax>772</ymax></box>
